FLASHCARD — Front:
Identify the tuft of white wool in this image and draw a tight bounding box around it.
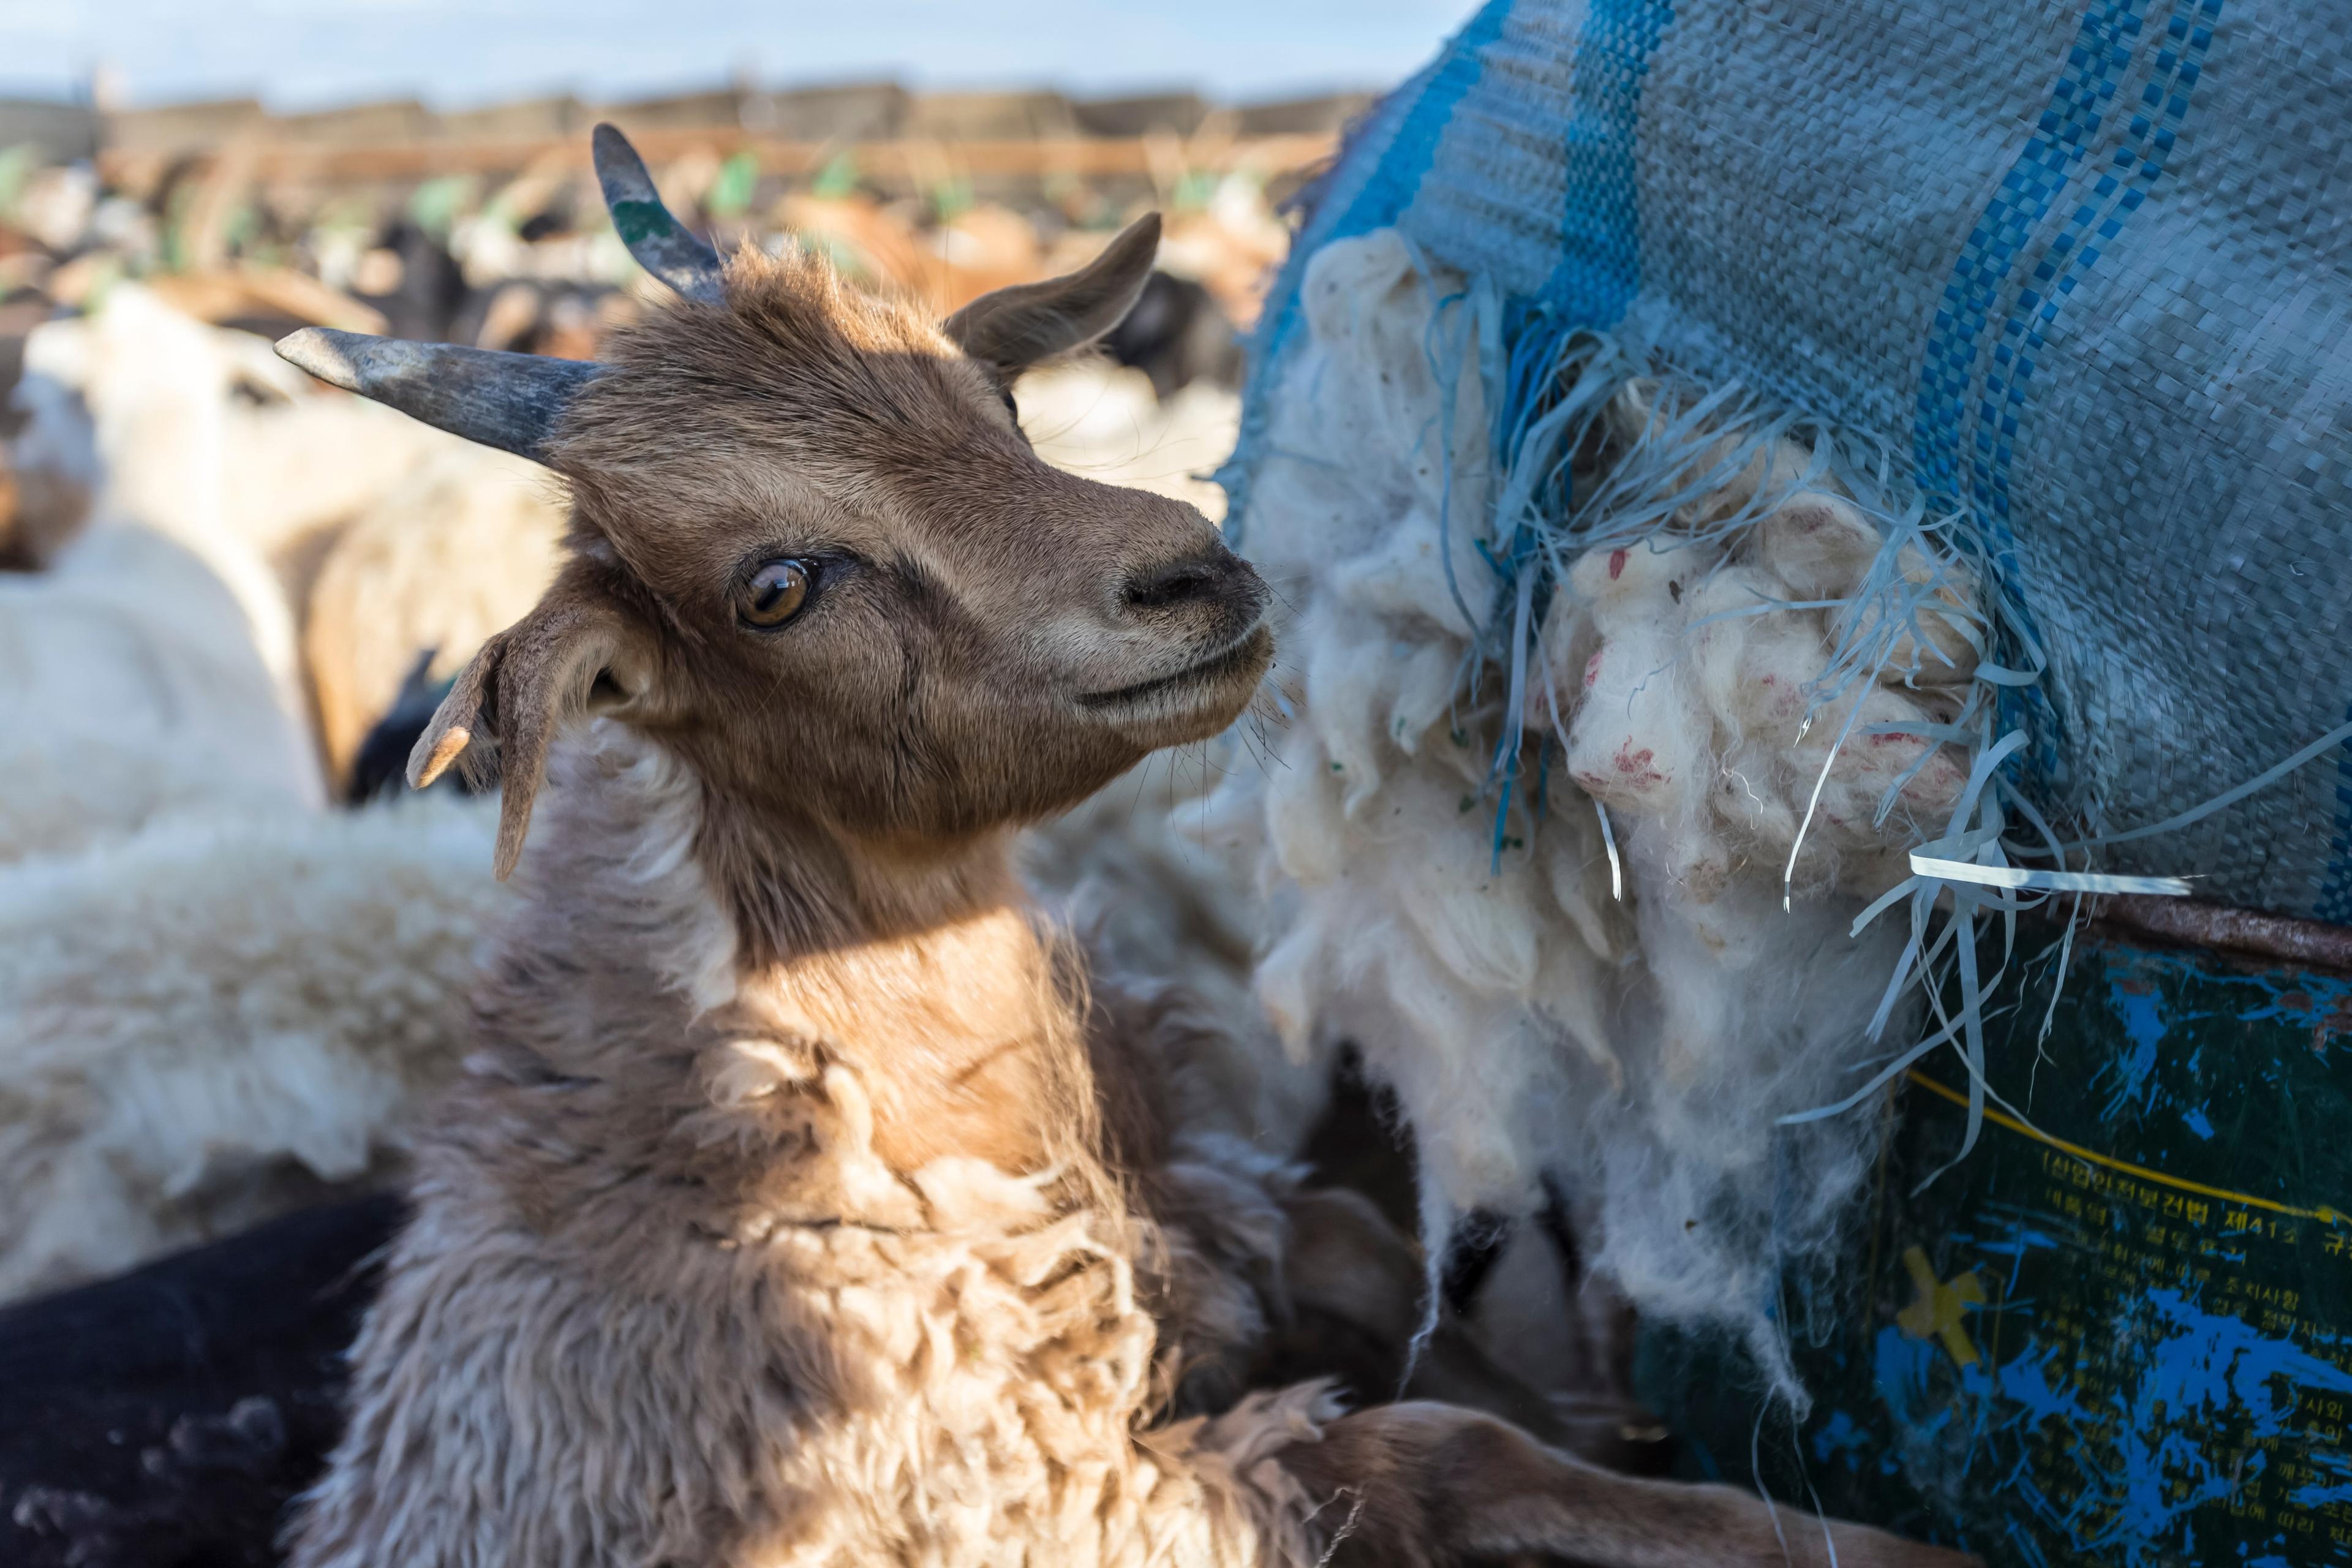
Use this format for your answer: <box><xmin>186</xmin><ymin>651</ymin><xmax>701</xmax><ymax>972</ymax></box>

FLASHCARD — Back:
<box><xmin>1550</xmin><ymin>503</ymin><xmax>1973</xmax><ymax>921</ymax></box>
<box><xmin>0</xmin><ymin>797</ymin><xmax>507</xmax><ymax>1303</ymax></box>
<box><xmin>1023</xmin><ymin>744</ymin><xmax>1333</xmax><ymax>1155</ymax></box>
<box><xmin>1213</xmin><ymin>228</ymin><xmax>1976</xmax><ymax>1396</ymax></box>
<box><xmin>0</xmin><ymin>521</ymin><xmax>326</xmax><ymax>860</ymax></box>
<box><xmin>1205</xmin><ymin>230</ymin><xmax>1615</xmax><ymax>1216</ymax></box>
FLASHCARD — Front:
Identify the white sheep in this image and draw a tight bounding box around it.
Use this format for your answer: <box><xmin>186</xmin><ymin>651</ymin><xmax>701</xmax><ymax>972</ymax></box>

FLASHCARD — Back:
<box><xmin>0</xmin><ymin>798</ymin><xmax>505</xmax><ymax>1303</ymax></box>
<box><xmin>0</xmin><ymin>520</ymin><xmax>324</xmax><ymax>860</ymax></box>
<box><xmin>0</xmin><ymin>512</ymin><xmax>511</xmax><ymax>1304</ymax></box>
<box><xmin>13</xmin><ymin>285</ymin><xmax>472</xmax><ymax>763</ymax></box>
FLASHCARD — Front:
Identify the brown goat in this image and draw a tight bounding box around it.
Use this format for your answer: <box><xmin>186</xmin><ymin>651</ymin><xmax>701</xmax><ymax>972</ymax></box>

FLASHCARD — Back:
<box><xmin>273</xmin><ymin>126</ymin><xmax>1975</xmax><ymax>1568</ymax></box>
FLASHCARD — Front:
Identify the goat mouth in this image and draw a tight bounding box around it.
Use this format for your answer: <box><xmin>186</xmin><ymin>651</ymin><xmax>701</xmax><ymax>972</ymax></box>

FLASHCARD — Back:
<box><xmin>1078</xmin><ymin>624</ymin><xmax>1272</xmax><ymax>711</ymax></box>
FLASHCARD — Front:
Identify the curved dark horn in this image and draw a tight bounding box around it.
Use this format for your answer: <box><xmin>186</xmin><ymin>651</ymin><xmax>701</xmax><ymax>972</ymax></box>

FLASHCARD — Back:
<box><xmin>274</xmin><ymin>328</ymin><xmax>603</xmax><ymax>464</ymax></box>
<box><xmin>592</xmin><ymin>123</ymin><xmax>726</xmax><ymax>305</ymax></box>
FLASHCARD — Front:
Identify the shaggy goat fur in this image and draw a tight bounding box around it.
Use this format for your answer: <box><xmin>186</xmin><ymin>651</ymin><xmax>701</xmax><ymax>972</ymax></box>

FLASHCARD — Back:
<box><xmin>293</xmin><ymin>731</ymin><xmax>1334</xmax><ymax>1567</ymax></box>
<box><xmin>1212</xmin><ymin>230</ymin><xmax>1975</xmax><ymax>1395</ymax></box>
<box><xmin>1023</xmin><ymin>744</ymin><xmax>1330</xmax><ymax>1155</ymax></box>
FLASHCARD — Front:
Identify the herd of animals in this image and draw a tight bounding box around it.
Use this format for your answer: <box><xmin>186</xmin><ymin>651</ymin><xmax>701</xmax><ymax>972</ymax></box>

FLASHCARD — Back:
<box><xmin>0</xmin><ymin>124</ymin><xmax>1981</xmax><ymax>1567</ymax></box>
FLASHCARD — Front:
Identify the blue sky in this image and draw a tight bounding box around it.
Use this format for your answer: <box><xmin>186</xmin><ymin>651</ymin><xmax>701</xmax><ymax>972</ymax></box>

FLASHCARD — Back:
<box><xmin>2</xmin><ymin>0</ymin><xmax>1466</xmax><ymax>108</ymax></box>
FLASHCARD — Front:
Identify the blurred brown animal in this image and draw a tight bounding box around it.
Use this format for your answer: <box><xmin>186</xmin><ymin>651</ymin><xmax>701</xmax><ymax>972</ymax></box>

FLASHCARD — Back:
<box><xmin>0</xmin><ymin>356</ymin><xmax>94</xmax><ymax>572</ymax></box>
<box><xmin>0</xmin><ymin>445</ymin><xmax>91</xmax><ymax>571</ymax></box>
<box><xmin>273</xmin><ymin>125</ymin><xmax>1975</xmax><ymax>1568</ymax></box>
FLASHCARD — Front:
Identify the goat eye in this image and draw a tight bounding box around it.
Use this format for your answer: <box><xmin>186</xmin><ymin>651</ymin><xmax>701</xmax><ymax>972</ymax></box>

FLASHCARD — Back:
<box><xmin>738</xmin><ymin>559</ymin><xmax>811</xmax><ymax>628</ymax></box>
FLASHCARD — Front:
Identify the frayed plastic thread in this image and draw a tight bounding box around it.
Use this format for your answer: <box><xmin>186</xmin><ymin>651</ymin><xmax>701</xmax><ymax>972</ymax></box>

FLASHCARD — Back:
<box><xmin>1595</xmin><ymin>799</ymin><xmax>1623</xmax><ymax>900</ymax></box>
<box><xmin>1397</xmin><ymin>1172</ymin><xmax>1455</xmax><ymax>1397</ymax></box>
<box><xmin>1908</xmin><ymin>858</ymin><xmax>2190</xmax><ymax>897</ymax></box>
<box><xmin>1802</xmin><ymin>717</ymin><xmax>2352</xmax><ymax>1167</ymax></box>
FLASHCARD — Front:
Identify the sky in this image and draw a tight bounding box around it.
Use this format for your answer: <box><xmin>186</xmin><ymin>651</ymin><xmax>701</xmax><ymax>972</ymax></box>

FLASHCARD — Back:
<box><xmin>0</xmin><ymin>0</ymin><xmax>1468</xmax><ymax>110</ymax></box>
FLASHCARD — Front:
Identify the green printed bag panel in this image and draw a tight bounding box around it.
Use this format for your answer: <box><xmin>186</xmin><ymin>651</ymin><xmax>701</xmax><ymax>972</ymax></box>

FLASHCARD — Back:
<box><xmin>1642</xmin><ymin>933</ymin><xmax>2352</xmax><ymax>1567</ymax></box>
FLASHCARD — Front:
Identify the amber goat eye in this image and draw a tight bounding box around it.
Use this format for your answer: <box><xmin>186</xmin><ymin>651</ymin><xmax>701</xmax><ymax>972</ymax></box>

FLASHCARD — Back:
<box><xmin>738</xmin><ymin>560</ymin><xmax>812</xmax><ymax>628</ymax></box>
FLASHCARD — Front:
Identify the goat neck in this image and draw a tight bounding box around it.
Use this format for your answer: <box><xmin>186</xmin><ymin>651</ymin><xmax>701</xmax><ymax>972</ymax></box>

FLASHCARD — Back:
<box><xmin>481</xmin><ymin>723</ymin><xmax>1101</xmax><ymax>1233</ymax></box>
<box><xmin>721</xmin><ymin>809</ymin><xmax>1085</xmax><ymax>1185</ymax></box>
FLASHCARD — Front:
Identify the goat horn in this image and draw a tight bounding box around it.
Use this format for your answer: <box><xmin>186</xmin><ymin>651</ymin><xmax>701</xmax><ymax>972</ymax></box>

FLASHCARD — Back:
<box><xmin>274</xmin><ymin>328</ymin><xmax>603</xmax><ymax>464</ymax></box>
<box><xmin>592</xmin><ymin>123</ymin><xmax>726</xmax><ymax>306</ymax></box>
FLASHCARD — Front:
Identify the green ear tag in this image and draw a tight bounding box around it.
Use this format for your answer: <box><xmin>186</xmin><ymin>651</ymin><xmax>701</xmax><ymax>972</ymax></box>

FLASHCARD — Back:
<box><xmin>610</xmin><ymin>198</ymin><xmax>669</xmax><ymax>248</ymax></box>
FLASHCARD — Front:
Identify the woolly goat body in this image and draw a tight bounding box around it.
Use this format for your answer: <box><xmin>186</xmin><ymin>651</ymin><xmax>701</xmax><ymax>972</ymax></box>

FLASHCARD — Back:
<box><xmin>288</xmin><ymin>728</ymin><xmax>1336</xmax><ymax>1568</ymax></box>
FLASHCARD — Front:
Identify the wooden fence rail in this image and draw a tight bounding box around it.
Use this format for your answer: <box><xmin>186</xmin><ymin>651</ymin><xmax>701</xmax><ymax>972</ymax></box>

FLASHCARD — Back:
<box><xmin>99</xmin><ymin>130</ymin><xmax>1339</xmax><ymax>190</ymax></box>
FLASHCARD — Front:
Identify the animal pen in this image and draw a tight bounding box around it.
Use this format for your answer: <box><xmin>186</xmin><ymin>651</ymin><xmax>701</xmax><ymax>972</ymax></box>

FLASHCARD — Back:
<box><xmin>0</xmin><ymin>2</ymin><xmax>2348</xmax><ymax>1566</ymax></box>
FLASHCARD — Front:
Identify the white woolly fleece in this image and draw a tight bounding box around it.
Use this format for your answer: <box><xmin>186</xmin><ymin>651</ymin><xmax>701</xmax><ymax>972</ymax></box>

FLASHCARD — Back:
<box><xmin>0</xmin><ymin>521</ymin><xmax>326</xmax><ymax>861</ymax></box>
<box><xmin>1211</xmin><ymin>229</ymin><xmax>1975</xmax><ymax>1396</ymax></box>
<box><xmin>1024</xmin><ymin>744</ymin><xmax>1333</xmax><ymax>1156</ymax></box>
<box><xmin>0</xmin><ymin>800</ymin><xmax>508</xmax><ymax>1302</ymax></box>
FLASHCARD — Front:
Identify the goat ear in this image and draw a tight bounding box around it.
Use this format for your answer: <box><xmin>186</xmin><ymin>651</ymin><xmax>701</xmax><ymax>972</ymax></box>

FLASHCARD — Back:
<box><xmin>407</xmin><ymin>579</ymin><xmax>654</xmax><ymax>881</ymax></box>
<box><xmin>942</xmin><ymin>213</ymin><xmax>1161</xmax><ymax>379</ymax></box>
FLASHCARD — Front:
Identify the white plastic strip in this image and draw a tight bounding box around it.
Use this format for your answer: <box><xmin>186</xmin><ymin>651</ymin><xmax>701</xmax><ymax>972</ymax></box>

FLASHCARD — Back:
<box><xmin>1594</xmin><ymin>799</ymin><xmax>1624</xmax><ymax>901</ymax></box>
<box><xmin>1908</xmin><ymin>854</ymin><xmax>2191</xmax><ymax>897</ymax></box>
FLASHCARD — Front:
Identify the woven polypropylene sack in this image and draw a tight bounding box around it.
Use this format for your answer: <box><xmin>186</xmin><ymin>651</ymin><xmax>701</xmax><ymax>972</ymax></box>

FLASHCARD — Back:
<box><xmin>1227</xmin><ymin>0</ymin><xmax>2352</xmax><ymax>919</ymax></box>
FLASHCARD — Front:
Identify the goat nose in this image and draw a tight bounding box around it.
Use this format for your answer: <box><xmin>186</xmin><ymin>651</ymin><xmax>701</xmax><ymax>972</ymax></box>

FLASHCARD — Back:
<box><xmin>1122</xmin><ymin>554</ymin><xmax>1228</xmax><ymax>612</ymax></box>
